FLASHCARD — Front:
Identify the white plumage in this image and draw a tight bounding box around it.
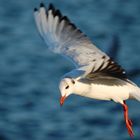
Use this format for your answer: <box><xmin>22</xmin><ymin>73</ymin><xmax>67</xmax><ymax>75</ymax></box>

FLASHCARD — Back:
<box><xmin>34</xmin><ymin>3</ymin><xmax>140</xmax><ymax>137</ymax></box>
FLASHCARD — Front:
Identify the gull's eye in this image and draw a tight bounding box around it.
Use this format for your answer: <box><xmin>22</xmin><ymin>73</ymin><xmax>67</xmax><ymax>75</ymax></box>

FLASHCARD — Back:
<box><xmin>65</xmin><ymin>85</ymin><xmax>69</xmax><ymax>89</ymax></box>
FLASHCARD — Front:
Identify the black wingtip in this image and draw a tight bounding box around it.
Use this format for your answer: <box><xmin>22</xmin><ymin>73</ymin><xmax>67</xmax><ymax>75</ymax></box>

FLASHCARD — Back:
<box><xmin>61</xmin><ymin>16</ymin><xmax>70</xmax><ymax>23</ymax></box>
<box><xmin>54</xmin><ymin>10</ymin><xmax>62</xmax><ymax>17</ymax></box>
<box><xmin>69</xmin><ymin>23</ymin><xmax>76</xmax><ymax>29</ymax></box>
<box><xmin>34</xmin><ymin>8</ymin><xmax>38</xmax><ymax>12</ymax></box>
<box><xmin>40</xmin><ymin>2</ymin><xmax>44</xmax><ymax>7</ymax></box>
<box><xmin>48</xmin><ymin>3</ymin><xmax>55</xmax><ymax>10</ymax></box>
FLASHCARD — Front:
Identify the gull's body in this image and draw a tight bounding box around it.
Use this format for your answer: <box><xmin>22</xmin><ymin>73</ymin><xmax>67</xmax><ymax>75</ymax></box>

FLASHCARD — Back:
<box><xmin>63</xmin><ymin>73</ymin><xmax>138</xmax><ymax>103</ymax></box>
<box><xmin>73</xmin><ymin>79</ymin><xmax>131</xmax><ymax>102</ymax></box>
<box><xmin>34</xmin><ymin>3</ymin><xmax>140</xmax><ymax>137</ymax></box>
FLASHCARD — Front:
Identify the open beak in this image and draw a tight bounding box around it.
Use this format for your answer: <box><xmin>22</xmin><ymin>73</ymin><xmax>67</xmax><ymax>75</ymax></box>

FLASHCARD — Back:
<box><xmin>60</xmin><ymin>95</ymin><xmax>66</xmax><ymax>106</ymax></box>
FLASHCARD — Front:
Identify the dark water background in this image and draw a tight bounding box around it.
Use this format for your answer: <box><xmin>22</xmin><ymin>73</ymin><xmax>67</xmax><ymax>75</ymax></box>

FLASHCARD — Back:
<box><xmin>1</xmin><ymin>0</ymin><xmax>140</xmax><ymax>140</ymax></box>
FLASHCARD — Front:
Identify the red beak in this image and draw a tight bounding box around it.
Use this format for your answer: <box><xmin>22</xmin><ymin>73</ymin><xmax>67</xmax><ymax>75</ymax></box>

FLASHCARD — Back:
<box><xmin>60</xmin><ymin>95</ymin><xmax>66</xmax><ymax>106</ymax></box>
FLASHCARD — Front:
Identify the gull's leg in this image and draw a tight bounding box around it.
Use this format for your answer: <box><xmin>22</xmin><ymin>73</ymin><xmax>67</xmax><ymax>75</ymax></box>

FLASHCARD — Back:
<box><xmin>122</xmin><ymin>101</ymin><xmax>134</xmax><ymax>137</ymax></box>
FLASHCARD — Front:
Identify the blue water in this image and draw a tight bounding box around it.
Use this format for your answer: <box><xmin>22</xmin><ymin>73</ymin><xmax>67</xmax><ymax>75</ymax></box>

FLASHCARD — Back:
<box><xmin>0</xmin><ymin>0</ymin><xmax>140</xmax><ymax>140</ymax></box>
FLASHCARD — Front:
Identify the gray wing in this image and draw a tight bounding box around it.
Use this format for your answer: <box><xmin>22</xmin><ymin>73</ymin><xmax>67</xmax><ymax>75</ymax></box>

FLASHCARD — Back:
<box><xmin>34</xmin><ymin>3</ymin><xmax>109</xmax><ymax>67</ymax></box>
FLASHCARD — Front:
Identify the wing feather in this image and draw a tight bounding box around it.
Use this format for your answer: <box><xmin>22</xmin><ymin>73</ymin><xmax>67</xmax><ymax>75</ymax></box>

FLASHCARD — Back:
<box><xmin>86</xmin><ymin>58</ymin><xmax>127</xmax><ymax>80</ymax></box>
<box><xmin>34</xmin><ymin>8</ymin><xmax>43</xmax><ymax>37</ymax></box>
<box><xmin>34</xmin><ymin>3</ymin><xmax>109</xmax><ymax>67</ymax></box>
<box><xmin>34</xmin><ymin>3</ymin><xmax>127</xmax><ymax>80</ymax></box>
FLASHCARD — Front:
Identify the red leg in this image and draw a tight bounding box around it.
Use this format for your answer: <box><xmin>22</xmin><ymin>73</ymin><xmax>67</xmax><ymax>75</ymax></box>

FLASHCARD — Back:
<box><xmin>122</xmin><ymin>101</ymin><xmax>134</xmax><ymax>137</ymax></box>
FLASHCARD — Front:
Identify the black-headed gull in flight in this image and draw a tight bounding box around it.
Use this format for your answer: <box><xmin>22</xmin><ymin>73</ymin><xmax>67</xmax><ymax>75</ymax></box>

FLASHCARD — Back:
<box><xmin>34</xmin><ymin>3</ymin><xmax>140</xmax><ymax>137</ymax></box>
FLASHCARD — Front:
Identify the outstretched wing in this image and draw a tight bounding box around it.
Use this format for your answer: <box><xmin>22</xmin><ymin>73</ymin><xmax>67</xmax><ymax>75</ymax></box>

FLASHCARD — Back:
<box><xmin>34</xmin><ymin>3</ymin><xmax>109</xmax><ymax>67</ymax></box>
<box><xmin>34</xmin><ymin>3</ymin><xmax>127</xmax><ymax>80</ymax></box>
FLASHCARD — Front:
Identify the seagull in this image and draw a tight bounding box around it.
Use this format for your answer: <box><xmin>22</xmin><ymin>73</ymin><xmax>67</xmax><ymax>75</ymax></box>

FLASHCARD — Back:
<box><xmin>34</xmin><ymin>3</ymin><xmax>140</xmax><ymax>137</ymax></box>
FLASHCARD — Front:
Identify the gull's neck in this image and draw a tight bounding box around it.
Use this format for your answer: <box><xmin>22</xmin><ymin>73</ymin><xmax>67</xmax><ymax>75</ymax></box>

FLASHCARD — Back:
<box><xmin>73</xmin><ymin>80</ymin><xmax>91</xmax><ymax>96</ymax></box>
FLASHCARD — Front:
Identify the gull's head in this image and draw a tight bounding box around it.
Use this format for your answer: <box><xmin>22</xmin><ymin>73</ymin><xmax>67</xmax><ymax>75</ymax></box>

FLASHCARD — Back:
<box><xmin>59</xmin><ymin>78</ymin><xmax>75</xmax><ymax>106</ymax></box>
